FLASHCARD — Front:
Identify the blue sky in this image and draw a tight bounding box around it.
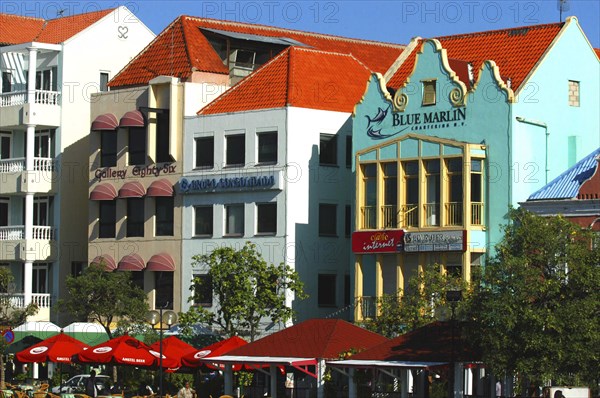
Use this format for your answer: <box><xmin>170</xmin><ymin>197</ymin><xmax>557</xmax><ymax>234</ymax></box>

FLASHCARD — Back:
<box><xmin>3</xmin><ymin>1</ymin><xmax>599</xmax><ymax>47</ymax></box>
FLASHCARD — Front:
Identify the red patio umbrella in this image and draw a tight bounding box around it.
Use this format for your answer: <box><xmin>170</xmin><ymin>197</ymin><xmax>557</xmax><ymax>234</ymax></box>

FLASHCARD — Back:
<box><xmin>16</xmin><ymin>331</ymin><xmax>90</xmax><ymax>363</ymax></box>
<box><xmin>181</xmin><ymin>336</ymin><xmax>247</xmax><ymax>370</ymax></box>
<box><xmin>149</xmin><ymin>335</ymin><xmax>198</xmax><ymax>372</ymax></box>
<box><xmin>76</xmin><ymin>334</ymin><xmax>179</xmax><ymax>368</ymax></box>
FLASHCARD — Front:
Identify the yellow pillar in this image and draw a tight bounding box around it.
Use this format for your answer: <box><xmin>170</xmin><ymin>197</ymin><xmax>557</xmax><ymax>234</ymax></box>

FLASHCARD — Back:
<box><xmin>354</xmin><ymin>255</ymin><xmax>363</xmax><ymax>321</ymax></box>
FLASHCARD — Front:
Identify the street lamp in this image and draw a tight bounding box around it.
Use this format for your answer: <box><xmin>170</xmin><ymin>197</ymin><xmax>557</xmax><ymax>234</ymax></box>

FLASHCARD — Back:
<box><xmin>446</xmin><ymin>289</ymin><xmax>462</xmax><ymax>398</ymax></box>
<box><xmin>146</xmin><ymin>306</ymin><xmax>177</xmax><ymax>397</ymax></box>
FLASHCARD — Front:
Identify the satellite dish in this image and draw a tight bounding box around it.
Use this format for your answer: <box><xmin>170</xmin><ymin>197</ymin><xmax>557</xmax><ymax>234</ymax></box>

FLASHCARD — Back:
<box><xmin>557</xmin><ymin>0</ymin><xmax>570</xmax><ymax>21</ymax></box>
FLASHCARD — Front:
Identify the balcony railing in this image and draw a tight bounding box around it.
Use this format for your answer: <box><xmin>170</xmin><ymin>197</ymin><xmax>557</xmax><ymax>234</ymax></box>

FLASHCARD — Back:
<box><xmin>424</xmin><ymin>203</ymin><xmax>440</xmax><ymax>227</ymax></box>
<box><xmin>0</xmin><ymin>225</ymin><xmax>55</xmax><ymax>240</ymax></box>
<box><xmin>399</xmin><ymin>204</ymin><xmax>418</xmax><ymax>228</ymax></box>
<box><xmin>0</xmin><ymin>157</ymin><xmax>56</xmax><ymax>173</ymax></box>
<box><xmin>361</xmin><ymin>206</ymin><xmax>376</xmax><ymax>229</ymax></box>
<box><xmin>471</xmin><ymin>202</ymin><xmax>484</xmax><ymax>225</ymax></box>
<box><xmin>446</xmin><ymin>202</ymin><xmax>463</xmax><ymax>226</ymax></box>
<box><xmin>356</xmin><ymin>295</ymin><xmax>400</xmax><ymax>320</ymax></box>
<box><xmin>0</xmin><ymin>90</ymin><xmax>60</xmax><ymax>107</ymax></box>
<box><xmin>0</xmin><ymin>293</ymin><xmax>52</xmax><ymax>308</ymax></box>
<box><xmin>381</xmin><ymin>205</ymin><xmax>397</xmax><ymax>229</ymax></box>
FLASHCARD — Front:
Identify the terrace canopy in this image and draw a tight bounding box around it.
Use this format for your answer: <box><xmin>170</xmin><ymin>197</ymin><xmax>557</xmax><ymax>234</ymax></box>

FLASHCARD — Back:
<box><xmin>197</xmin><ymin>319</ymin><xmax>387</xmax><ymax>398</ymax></box>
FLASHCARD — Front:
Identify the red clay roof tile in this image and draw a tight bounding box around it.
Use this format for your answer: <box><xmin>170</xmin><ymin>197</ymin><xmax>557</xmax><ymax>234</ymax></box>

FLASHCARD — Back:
<box><xmin>198</xmin><ymin>46</ymin><xmax>372</xmax><ymax>115</ymax></box>
<box><xmin>387</xmin><ymin>22</ymin><xmax>564</xmax><ymax>92</ymax></box>
<box><xmin>0</xmin><ymin>9</ymin><xmax>114</xmax><ymax>45</ymax></box>
<box><xmin>110</xmin><ymin>16</ymin><xmax>404</xmax><ymax>88</ymax></box>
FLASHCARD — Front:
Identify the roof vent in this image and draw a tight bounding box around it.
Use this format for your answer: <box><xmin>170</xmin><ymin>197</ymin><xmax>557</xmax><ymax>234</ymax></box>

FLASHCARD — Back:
<box><xmin>508</xmin><ymin>28</ymin><xmax>530</xmax><ymax>36</ymax></box>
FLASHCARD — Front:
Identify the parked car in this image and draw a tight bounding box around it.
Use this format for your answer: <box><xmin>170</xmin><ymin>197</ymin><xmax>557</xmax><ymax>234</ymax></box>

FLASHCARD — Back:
<box><xmin>51</xmin><ymin>374</ymin><xmax>110</xmax><ymax>394</ymax></box>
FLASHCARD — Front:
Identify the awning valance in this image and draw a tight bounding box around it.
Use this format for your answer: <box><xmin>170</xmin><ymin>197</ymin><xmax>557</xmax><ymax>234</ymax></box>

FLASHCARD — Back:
<box><xmin>146</xmin><ymin>253</ymin><xmax>176</xmax><ymax>272</ymax></box>
<box><xmin>119</xmin><ymin>110</ymin><xmax>145</xmax><ymax>127</ymax></box>
<box><xmin>119</xmin><ymin>181</ymin><xmax>146</xmax><ymax>198</ymax></box>
<box><xmin>90</xmin><ymin>183</ymin><xmax>117</xmax><ymax>200</ymax></box>
<box><xmin>91</xmin><ymin>113</ymin><xmax>118</xmax><ymax>131</ymax></box>
<box><xmin>91</xmin><ymin>255</ymin><xmax>117</xmax><ymax>271</ymax></box>
<box><xmin>147</xmin><ymin>179</ymin><xmax>174</xmax><ymax>197</ymax></box>
<box><xmin>117</xmin><ymin>254</ymin><xmax>145</xmax><ymax>271</ymax></box>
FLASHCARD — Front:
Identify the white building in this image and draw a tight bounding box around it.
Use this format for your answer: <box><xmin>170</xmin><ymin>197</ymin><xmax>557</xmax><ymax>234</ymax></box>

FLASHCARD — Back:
<box><xmin>0</xmin><ymin>7</ymin><xmax>154</xmax><ymax>322</ymax></box>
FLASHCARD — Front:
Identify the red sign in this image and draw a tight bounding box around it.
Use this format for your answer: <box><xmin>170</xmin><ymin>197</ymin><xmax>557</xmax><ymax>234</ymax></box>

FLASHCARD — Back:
<box><xmin>352</xmin><ymin>230</ymin><xmax>405</xmax><ymax>254</ymax></box>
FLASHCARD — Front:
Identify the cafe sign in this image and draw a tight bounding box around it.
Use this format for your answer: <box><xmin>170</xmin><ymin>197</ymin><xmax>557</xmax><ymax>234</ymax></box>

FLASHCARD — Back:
<box><xmin>404</xmin><ymin>230</ymin><xmax>466</xmax><ymax>252</ymax></box>
<box><xmin>352</xmin><ymin>230</ymin><xmax>405</xmax><ymax>254</ymax></box>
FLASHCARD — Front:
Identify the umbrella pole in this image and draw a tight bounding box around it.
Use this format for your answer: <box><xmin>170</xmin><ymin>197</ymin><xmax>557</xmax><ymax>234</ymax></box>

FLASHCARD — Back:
<box><xmin>59</xmin><ymin>362</ymin><xmax>63</xmax><ymax>394</ymax></box>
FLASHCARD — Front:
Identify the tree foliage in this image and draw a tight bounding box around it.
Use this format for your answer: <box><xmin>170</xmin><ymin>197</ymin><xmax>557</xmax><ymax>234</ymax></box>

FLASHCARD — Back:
<box><xmin>58</xmin><ymin>264</ymin><xmax>149</xmax><ymax>339</ymax></box>
<box><xmin>465</xmin><ymin>208</ymin><xmax>600</xmax><ymax>387</ymax></box>
<box><xmin>180</xmin><ymin>242</ymin><xmax>306</xmax><ymax>341</ymax></box>
<box><xmin>361</xmin><ymin>264</ymin><xmax>469</xmax><ymax>338</ymax></box>
<box><xmin>1</xmin><ymin>267</ymin><xmax>39</xmax><ymax>388</ymax></box>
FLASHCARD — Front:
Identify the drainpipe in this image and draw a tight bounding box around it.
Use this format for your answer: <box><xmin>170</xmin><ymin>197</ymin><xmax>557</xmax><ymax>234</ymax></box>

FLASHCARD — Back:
<box><xmin>515</xmin><ymin>116</ymin><xmax>549</xmax><ymax>184</ymax></box>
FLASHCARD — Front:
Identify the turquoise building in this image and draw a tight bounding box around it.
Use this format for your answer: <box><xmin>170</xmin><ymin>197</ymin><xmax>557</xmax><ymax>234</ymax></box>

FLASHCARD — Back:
<box><xmin>351</xmin><ymin>17</ymin><xmax>599</xmax><ymax>323</ymax></box>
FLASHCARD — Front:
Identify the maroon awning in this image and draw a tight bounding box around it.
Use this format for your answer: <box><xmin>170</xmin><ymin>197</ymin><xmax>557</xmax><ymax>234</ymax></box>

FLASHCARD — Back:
<box><xmin>119</xmin><ymin>110</ymin><xmax>145</xmax><ymax>127</ymax></box>
<box><xmin>146</xmin><ymin>253</ymin><xmax>175</xmax><ymax>272</ymax></box>
<box><xmin>91</xmin><ymin>113</ymin><xmax>118</xmax><ymax>131</ymax></box>
<box><xmin>117</xmin><ymin>254</ymin><xmax>145</xmax><ymax>271</ymax></box>
<box><xmin>118</xmin><ymin>181</ymin><xmax>146</xmax><ymax>198</ymax></box>
<box><xmin>91</xmin><ymin>255</ymin><xmax>117</xmax><ymax>271</ymax></box>
<box><xmin>147</xmin><ymin>179</ymin><xmax>174</xmax><ymax>197</ymax></box>
<box><xmin>90</xmin><ymin>183</ymin><xmax>117</xmax><ymax>200</ymax></box>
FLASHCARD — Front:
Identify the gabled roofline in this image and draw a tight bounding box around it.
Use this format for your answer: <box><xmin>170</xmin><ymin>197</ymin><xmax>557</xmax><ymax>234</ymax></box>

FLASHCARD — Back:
<box><xmin>383</xmin><ymin>37</ymin><xmax>421</xmax><ymax>83</ymax></box>
<box><xmin>60</xmin><ymin>7</ymin><xmax>120</xmax><ymax>45</ymax></box>
<box><xmin>0</xmin><ymin>41</ymin><xmax>62</xmax><ymax>53</ymax></box>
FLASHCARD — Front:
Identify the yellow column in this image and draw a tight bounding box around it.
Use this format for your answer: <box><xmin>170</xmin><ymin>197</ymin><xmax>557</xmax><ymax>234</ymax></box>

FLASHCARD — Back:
<box><xmin>396</xmin><ymin>254</ymin><xmax>404</xmax><ymax>297</ymax></box>
<box><xmin>354</xmin><ymin>255</ymin><xmax>364</xmax><ymax>321</ymax></box>
<box><xmin>375</xmin><ymin>254</ymin><xmax>383</xmax><ymax>316</ymax></box>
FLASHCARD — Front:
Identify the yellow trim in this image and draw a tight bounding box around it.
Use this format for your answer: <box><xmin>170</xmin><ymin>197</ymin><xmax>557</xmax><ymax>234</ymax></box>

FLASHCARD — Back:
<box><xmin>470</xmin><ymin>60</ymin><xmax>515</xmax><ymax>103</ymax></box>
<box><xmin>352</xmin><ymin>73</ymin><xmax>394</xmax><ymax>117</ymax></box>
<box><xmin>384</xmin><ymin>37</ymin><xmax>422</xmax><ymax>83</ymax></box>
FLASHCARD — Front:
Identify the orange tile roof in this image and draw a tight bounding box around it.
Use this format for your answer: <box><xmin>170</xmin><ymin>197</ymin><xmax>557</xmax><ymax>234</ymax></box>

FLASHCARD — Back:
<box><xmin>595</xmin><ymin>48</ymin><xmax>600</xmax><ymax>59</ymax></box>
<box><xmin>198</xmin><ymin>46</ymin><xmax>372</xmax><ymax>115</ymax></box>
<box><xmin>110</xmin><ymin>15</ymin><xmax>404</xmax><ymax>88</ymax></box>
<box><xmin>387</xmin><ymin>22</ymin><xmax>564</xmax><ymax>92</ymax></box>
<box><xmin>0</xmin><ymin>9</ymin><xmax>114</xmax><ymax>45</ymax></box>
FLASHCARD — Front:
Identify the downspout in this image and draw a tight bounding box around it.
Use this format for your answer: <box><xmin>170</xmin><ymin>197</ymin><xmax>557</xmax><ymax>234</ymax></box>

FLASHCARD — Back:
<box><xmin>515</xmin><ymin>116</ymin><xmax>549</xmax><ymax>184</ymax></box>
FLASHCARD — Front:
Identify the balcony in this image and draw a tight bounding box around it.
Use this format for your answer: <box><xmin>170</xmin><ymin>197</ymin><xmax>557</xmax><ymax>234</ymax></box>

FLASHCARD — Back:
<box><xmin>355</xmin><ymin>295</ymin><xmax>400</xmax><ymax>321</ymax></box>
<box><xmin>361</xmin><ymin>206</ymin><xmax>376</xmax><ymax>229</ymax></box>
<box><xmin>0</xmin><ymin>157</ymin><xmax>57</xmax><ymax>194</ymax></box>
<box><xmin>471</xmin><ymin>202</ymin><xmax>484</xmax><ymax>225</ymax></box>
<box><xmin>424</xmin><ymin>203</ymin><xmax>440</xmax><ymax>227</ymax></box>
<box><xmin>446</xmin><ymin>202</ymin><xmax>463</xmax><ymax>226</ymax></box>
<box><xmin>0</xmin><ymin>225</ymin><xmax>57</xmax><ymax>262</ymax></box>
<box><xmin>381</xmin><ymin>205</ymin><xmax>397</xmax><ymax>229</ymax></box>
<box><xmin>0</xmin><ymin>90</ymin><xmax>61</xmax><ymax>128</ymax></box>
<box><xmin>0</xmin><ymin>292</ymin><xmax>52</xmax><ymax>321</ymax></box>
<box><xmin>399</xmin><ymin>204</ymin><xmax>418</xmax><ymax>228</ymax></box>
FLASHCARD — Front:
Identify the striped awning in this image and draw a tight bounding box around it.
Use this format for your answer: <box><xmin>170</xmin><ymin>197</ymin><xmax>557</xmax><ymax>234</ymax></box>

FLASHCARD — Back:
<box><xmin>146</xmin><ymin>253</ymin><xmax>176</xmax><ymax>272</ymax></box>
<box><xmin>118</xmin><ymin>181</ymin><xmax>146</xmax><ymax>198</ymax></box>
<box><xmin>147</xmin><ymin>179</ymin><xmax>174</xmax><ymax>197</ymax></box>
<box><xmin>91</xmin><ymin>255</ymin><xmax>117</xmax><ymax>271</ymax></box>
<box><xmin>117</xmin><ymin>254</ymin><xmax>145</xmax><ymax>271</ymax></box>
<box><xmin>90</xmin><ymin>183</ymin><xmax>117</xmax><ymax>200</ymax></box>
<box><xmin>119</xmin><ymin>110</ymin><xmax>145</xmax><ymax>127</ymax></box>
<box><xmin>91</xmin><ymin>113</ymin><xmax>118</xmax><ymax>131</ymax></box>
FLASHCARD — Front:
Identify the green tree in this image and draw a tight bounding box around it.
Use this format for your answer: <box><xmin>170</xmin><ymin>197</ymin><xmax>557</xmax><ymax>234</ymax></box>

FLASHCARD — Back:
<box><xmin>1</xmin><ymin>267</ymin><xmax>38</xmax><ymax>388</ymax></box>
<box><xmin>361</xmin><ymin>264</ymin><xmax>468</xmax><ymax>338</ymax></box>
<box><xmin>58</xmin><ymin>263</ymin><xmax>149</xmax><ymax>339</ymax></box>
<box><xmin>180</xmin><ymin>242</ymin><xmax>306</xmax><ymax>341</ymax></box>
<box><xmin>465</xmin><ymin>208</ymin><xmax>600</xmax><ymax>388</ymax></box>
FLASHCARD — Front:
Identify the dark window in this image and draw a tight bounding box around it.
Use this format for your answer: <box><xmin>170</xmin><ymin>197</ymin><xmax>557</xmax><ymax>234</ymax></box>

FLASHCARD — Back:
<box><xmin>128</xmin><ymin>127</ymin><xmax>146</xmax><ymax>165</ymax></box>
<box><xmin>98</xmin><ymin>201</ymin><xmax>116</xmax><ymax>238</ymax></box>
<box><xmin>127</xmin><ymin>198</ymin><xmax>144</xmax><ymax>237</ymax></box>
<box><xmin>194</xmin><ymin>206</ymin><xmax>213</xmax><ymax>236</ymax></box>
<box><xmin>344</xmin><ymin>274</ymin><xmax>351</xmax><ymax>306</ymax></box>
<box><xmin>130</xmin><ymin>271</ymin><xmax>144</xmax><ymax>291</ymax></box>
<box><xmin>345</xmin><ymin>136</ymin><xmax>352</xmax><ymax>168</ymax></box>
<box><xmin>225</xmin><ymin>204</ymin><xmax>244</xmax><ymax>236</ymax></box>
<box><xmin>320</xmin><ymin>134</ymin><xmax>337</xmax><ymax>166</ymax></box>
<box><xmin>0</xmin><ymin>198</ymin><xmax>8</xmax><ymax>226</ymax></box>
<box><xmin>318</xmin><ymin>274</ymin><xmax>336</xmax><ymax>307</ymax></box>
<box><xmin>193</xmin><ymin>274</ymin><xmax>213</xmax><ymax>306</ymax></box>
<box><xmin>71</xmin><ymin>261</ymin><xmax>84</xmax><ymax>277</ymax></box>
<box><xmin>256</xmin><ymin>203</ymin><xmax>276</xmax><ymax>234</ymax></box>
<box><xmin>156</xmin><ymin>111</ymin><xmax>171</xmax><ymax>163</ymax></box>
<box><xmin>2</xmin><ymin>72</ymin><xmax>11</xmax><ymax>93</ymax></box>
<box><xmin>345</xmin><ymin>205</ymin><xmax>351</xmax><ymax>237</ymax></box>
<box><xmin>155</xmin><ymin>196</ymin><xmax>174</xmax><ymax>236</ymax></box>
<box><xmin>319</xmin><ymin>203</ymin><xmax>337</xmax><ymax>236</ymax></box>
<box><xmin>195</xmin><ymin>136</ymin><xmax>214</xmax><ymax>168</ymax></box>
<box><xmin>100</xmin><ymin>72</ymin><xmax>109</xmax><ymax>92</ymax></box>
<box><xmin>258</xmin><ymin>132</ymin><xmax>277</xmax><ymax>164</ymax></box>
<box><xmin>100</xmin><ymin>131</ymin><xmax>117</xmax><ymax>167</ymax></box>
<box><xmin>155</xmin><ymin>271</ymin><xmax>173</xmax><ymax>309</ymax></box>
<box><xmin>226</xmin><ymin>134</ymin><xmax>245</xmax><ymax>166</ymax></box>
<box><xmin>0</xmin><ymin>134</ymin><xmax>9</xmax><ymax>159</ymax></box>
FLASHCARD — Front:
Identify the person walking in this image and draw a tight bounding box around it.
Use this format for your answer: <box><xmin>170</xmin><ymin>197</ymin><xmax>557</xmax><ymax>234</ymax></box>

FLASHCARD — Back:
<box><xmin>177</xmin><ymin>381</ymin><xmax>195</xmax><ymax>398</ymax></box>
<box><xmin>86</xmin><ymin>370</ymin><xmax>100</xmax><ymax>397</ymax></box>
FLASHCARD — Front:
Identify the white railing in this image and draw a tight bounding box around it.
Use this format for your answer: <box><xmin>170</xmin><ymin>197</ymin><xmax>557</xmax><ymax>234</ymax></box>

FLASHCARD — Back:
<box><xmin>0</xmin><ymin>225</ymin><xmax>55</xmax><ymax>240</ymax></box>
<box><xmin>0</xmin><ymin>157</ymin><xmax>56</xmax><ymax>173</ymax></box>
<box><xmin>0</xmin><ymin>90</ymin><xmax>60</xmax><ymax>107</ymax></box>
<box><xmin>0</xmin><ymin>293</ymin><xmax>52</xmax><ymax>308</ymax></box>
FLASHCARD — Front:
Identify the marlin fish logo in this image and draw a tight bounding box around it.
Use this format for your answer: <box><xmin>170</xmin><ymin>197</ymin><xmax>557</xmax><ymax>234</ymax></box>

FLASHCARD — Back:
<box><xmin>365</xmin><ymin>105</ymin><xmax>408</xmax><ymax>139</ymax></box>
